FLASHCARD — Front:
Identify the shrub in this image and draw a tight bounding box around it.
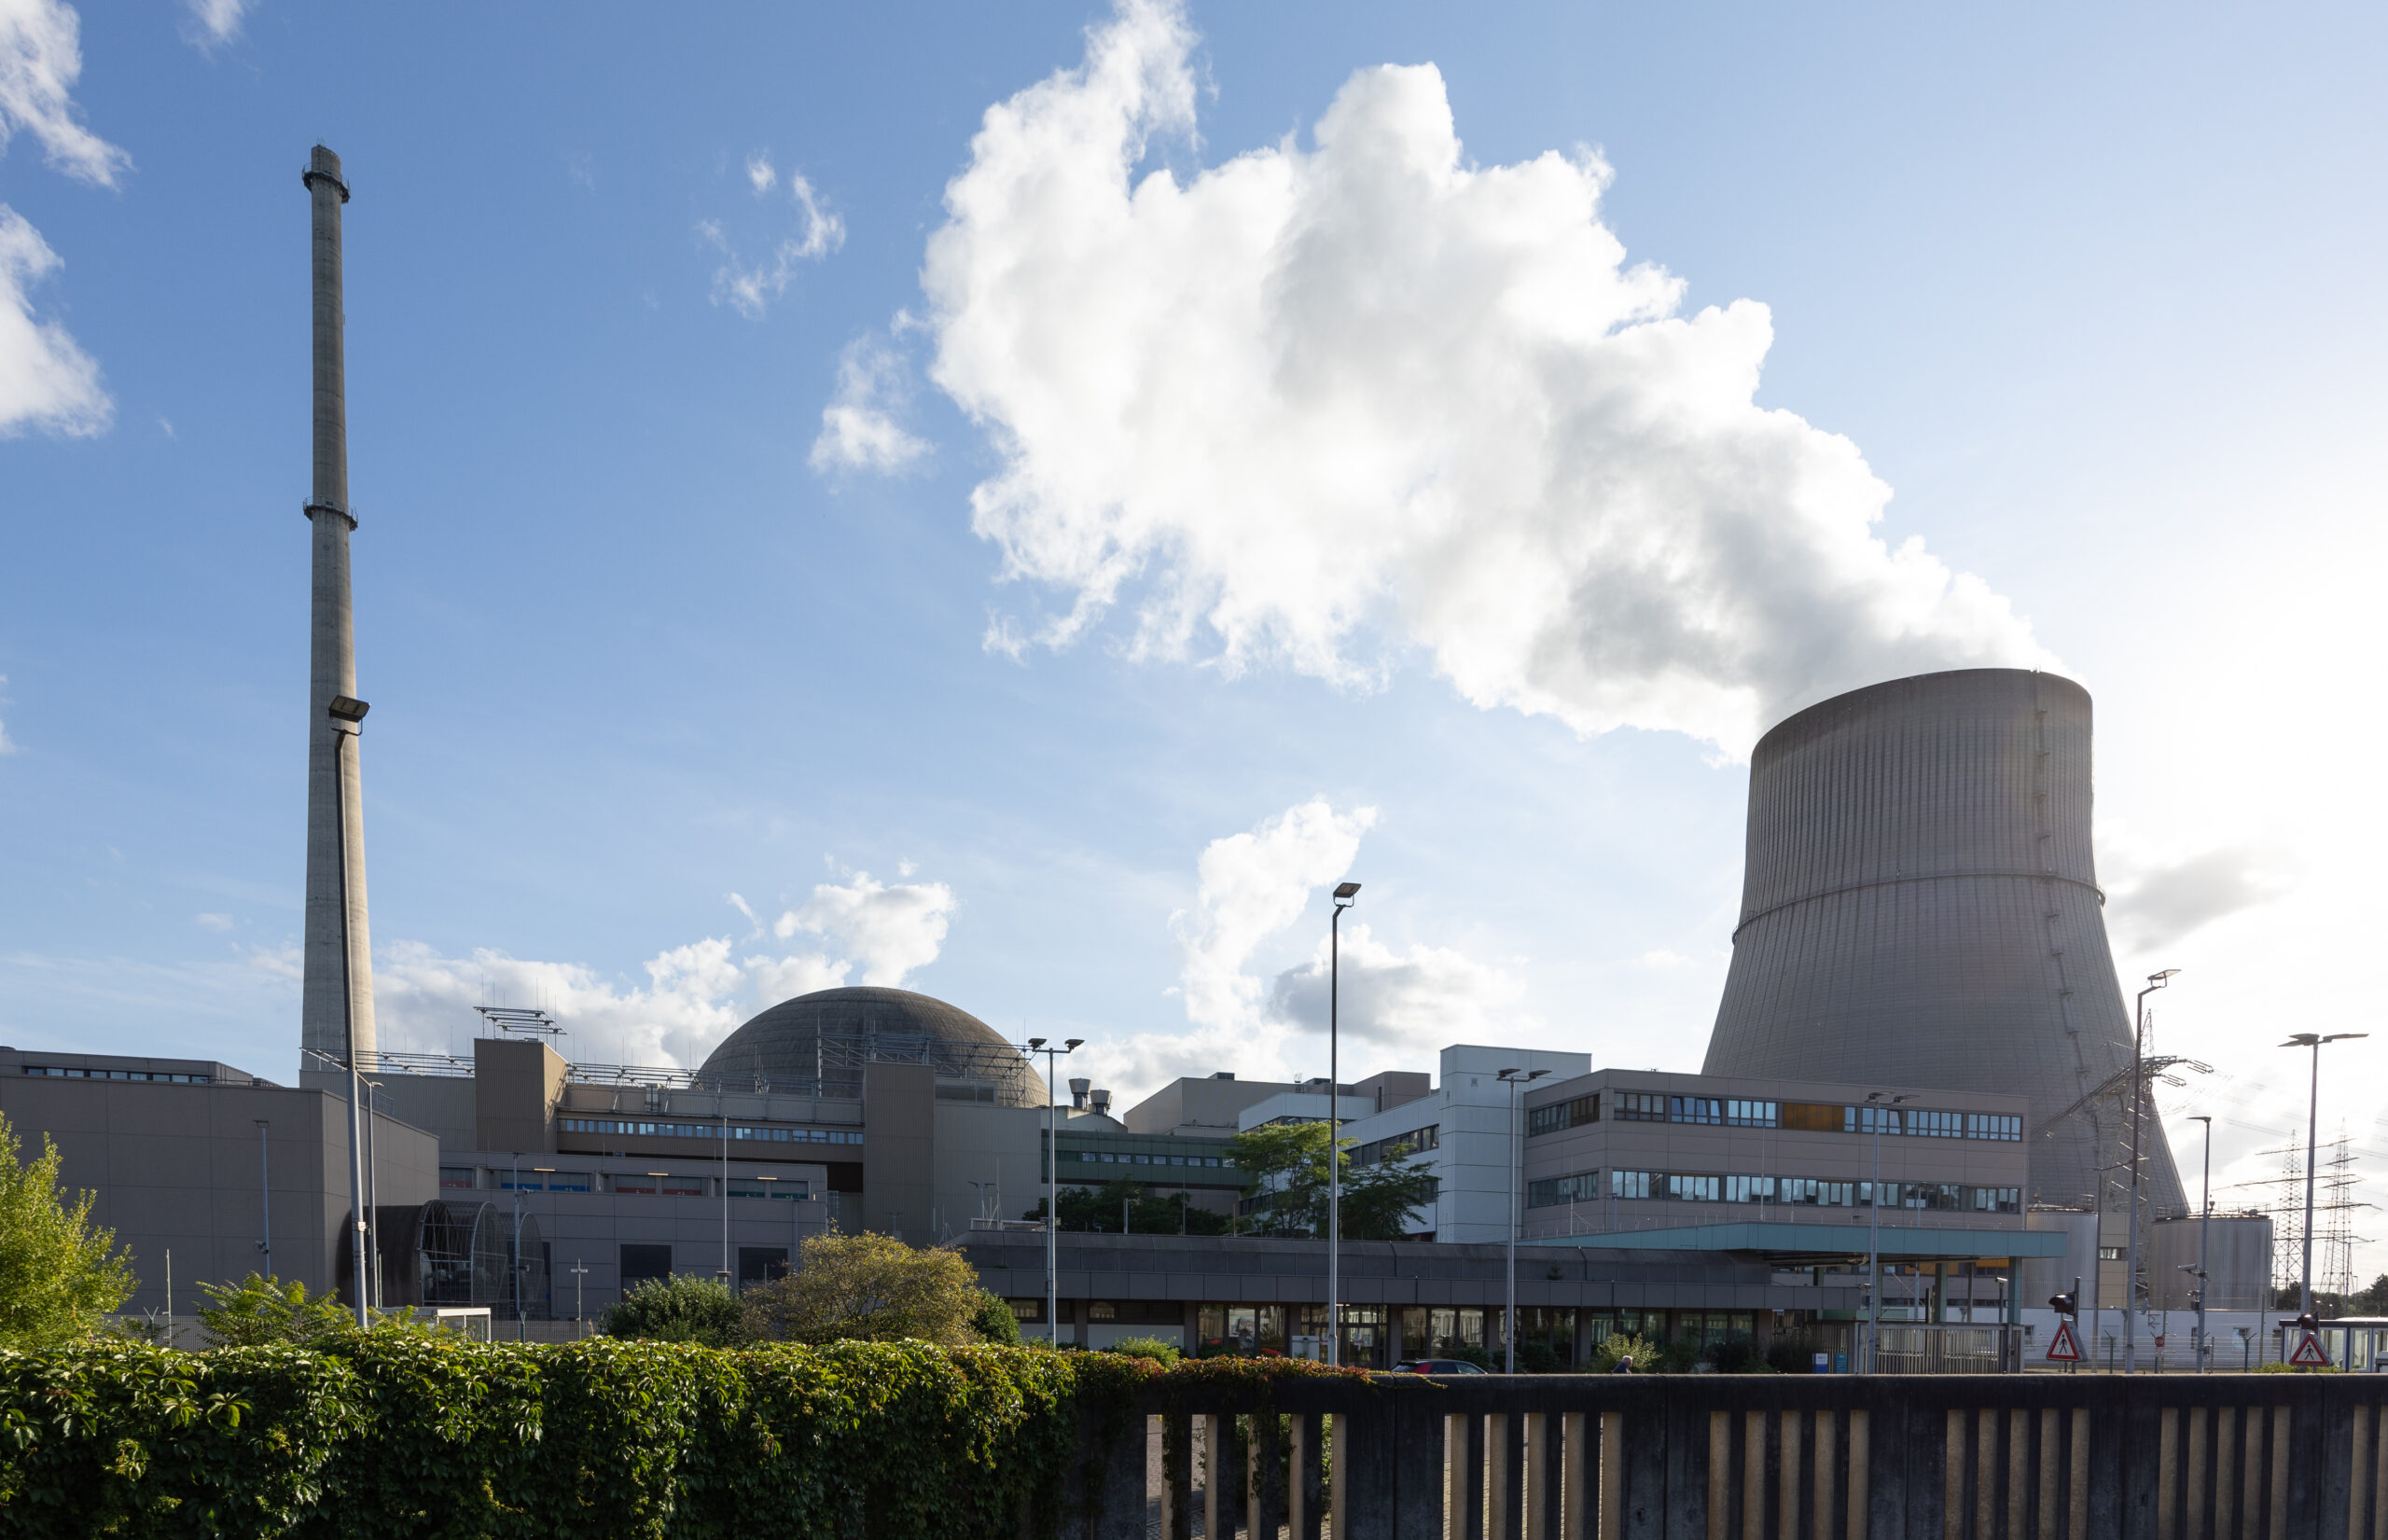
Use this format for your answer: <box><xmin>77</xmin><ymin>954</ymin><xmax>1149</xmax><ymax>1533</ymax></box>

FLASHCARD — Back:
<box><xmin>970</xmin><ymin>1289</ymin><xmax>1025</xmax><ymax>1347</ymax></box>
<box><xmin>602</xmin><ymin>1274</ymin><xmax>757</xmax><ymax>1348</ymax></box>
<box><xmin>745</xmin><ymin>1230</ymin><xmax>986</xmax><ymax>1345</ymax></box>
<box><xmin>1105</xmin><ymin>1336</ymin><xmax>1181</xmax><ymax>1367</ymax></box>
<box><xmin>1588</xmin><ymin>1333</ymin><xmax>1660</xmax><ymax>1373</ymax></box>
<box><xmin>197</xmin><ymin>1273</ymin><xmax>360</xmax><ymax>1349</ymax></box>
<box><xmin>0</xmin><ymin>1337</ymin><xmax>1158</xmax><ymax>1540</ymax></box>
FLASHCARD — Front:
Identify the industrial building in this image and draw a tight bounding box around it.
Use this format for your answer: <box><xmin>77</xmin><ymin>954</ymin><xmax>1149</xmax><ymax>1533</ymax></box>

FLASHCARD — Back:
<box><xmin>0</xmin><ymin>146</ymin><xmax>2281</xmax><ymax>1363</ymax></box>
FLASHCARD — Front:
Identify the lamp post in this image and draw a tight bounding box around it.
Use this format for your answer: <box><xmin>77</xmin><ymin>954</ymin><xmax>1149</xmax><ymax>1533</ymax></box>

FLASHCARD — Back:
<box><xmin>1863</xmin><ymin>1091</ymin><xmax>1908</xmax><ymax>1374</ymax></box>
<box><xmin>2279</xmin><ymin>1031</ymin><xmax>2368</xmax><ymax>1319</ymax></box>
<box><xmin>1326</xmin><ymin>881</ymin><xmax>1360</xmax><ymax>1367</ymax></box>
<box><xmin>719</xmin><ymin>1110</ymin><xmax>731</xmax><ymax>1290</ymax></box>
<box><xmin>2188</xmin><ymin>1114</ymin><xmax>2213</xmax><ymax>1370</ymax></box>
<box><xmin>1497</xmin><ymin>1067</ymin><xmax>1549</xmax><ymax>1373</ymax></box>
<box><xmin>2124</xmin><ymin>967</ymin><xmax>2179</xmax><ymax>1373</ymax></box>
<box><xmin>1024</xmin><ymin>1035</ymin><xmax>1084</xmax><ymax>1347</ymax></box>
<box><xmin>328</xmin><ymin>693</ymin><xmax>372</xmax><ymax>1329</ymax></box>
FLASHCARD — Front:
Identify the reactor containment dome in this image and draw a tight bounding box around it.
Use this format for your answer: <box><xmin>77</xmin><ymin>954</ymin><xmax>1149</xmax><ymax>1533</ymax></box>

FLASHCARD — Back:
<box><xmin>698</xmin><ymin>986</ymin><xmax>1048</xmax><ymax>1109</ymax></box>
<box><xmin>1701</xmin><ymin>668</ymin><xmax>2186</xmax><ymax>1217</ymax></box>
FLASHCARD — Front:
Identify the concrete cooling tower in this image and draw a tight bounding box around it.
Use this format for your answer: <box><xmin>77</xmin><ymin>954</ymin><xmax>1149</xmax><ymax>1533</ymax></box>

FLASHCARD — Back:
<box><xmin>1701</xmin><ymin>668</ymin><xmax>2185</xmax><ymax>1217</ymax></box>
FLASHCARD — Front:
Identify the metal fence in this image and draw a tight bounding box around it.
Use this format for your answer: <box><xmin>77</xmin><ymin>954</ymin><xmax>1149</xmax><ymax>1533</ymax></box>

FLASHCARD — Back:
<box><xmin>1055</xmin><ymin>1373</ymin><xmax>2388</xmax><ymax>1539</ymax></box>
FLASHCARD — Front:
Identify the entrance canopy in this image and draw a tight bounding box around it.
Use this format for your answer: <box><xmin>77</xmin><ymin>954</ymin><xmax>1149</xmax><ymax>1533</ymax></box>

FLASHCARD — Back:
<box><xmin>1520</xmin><ymin>1223</ymin><xmax>2069</xmax><ymax>1268</ymax></box>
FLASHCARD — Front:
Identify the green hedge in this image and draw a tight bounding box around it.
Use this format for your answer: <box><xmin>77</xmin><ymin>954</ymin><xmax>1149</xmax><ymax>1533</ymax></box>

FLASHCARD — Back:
<box><xmin>0</xmin><ymin>1338</ymin><xmax>1162</xmax><ymax>1539</ymax></box>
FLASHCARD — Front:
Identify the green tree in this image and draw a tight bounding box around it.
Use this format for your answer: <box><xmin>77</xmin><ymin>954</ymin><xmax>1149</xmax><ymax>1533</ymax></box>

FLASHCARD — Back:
<box><xmin>195</xmin><ymin>1273</ymin><xmax>355</xmax><ymax>1348</ymax></box>
<box><xmin>1225</xmin><ymin>1122</ymin><xmax>1437</xmax><ymax>1241</ymax></box>
<box><xmin>1022</xmin><ymin>1177</ymin><xmax>1230</xmax><ymax>1234</ymax></box>
<box><xmin>970</xmin><ymin>1288</ymin><xmax>1024</xmax><ymax>1346</ymax></box>
<box><xmin>0</xmin><ymin>1110</ymin><xmax>136</xmax><ymax>1348</ymax></box>
<box><xmin>744</xmin><ymin>1230</ymin><xmax>989</xmax><ymax>1345</ymax></box>
<box><xmin>601</xmin><ymin>1273</ymin><xmax>756</xmax><ymax>1347</ymax></box>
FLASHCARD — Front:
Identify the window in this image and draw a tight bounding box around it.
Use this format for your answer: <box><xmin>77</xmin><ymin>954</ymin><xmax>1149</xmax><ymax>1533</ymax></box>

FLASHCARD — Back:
<box><xmin>1898</xmin><ymin>1181</ymin><xmax>1965</xmax><ymax>1211</ymax></box>
<box><xmin>1780</xmin><ymin>1103</ymin><xmax>1846</xmax><ymax>1132</ymax></box>
<box><xmin>1528</xmin><ymin>1095</ymin><xmax>1598</xmax><ymax>1136</ymax></box>
<box><xmin>1526</xmin><ymin>1171</ymin><xmax>1600</xmax><ymax>1208</ymax></box>
<box><xmin>1854</xmin><ymin>1104</ymin><xmax>1903</xmax><ymax>1135</ymax></box>
<box><xmin>544</xmin><ymin>1172</ymin><xmax>591</xmax><ymax>1192</ymax></box>
<box><xmin>1354</xmin><ymin>1128</ymin><xmax>1438</xmax><ymax>1165</ymax></box>
<box><xmin>1612</xmin><ymin>1170</ymin><xmax>1656</xmax><ymax>1200</ymax></box>
<box><xmin>438</xmin><ymin>1166</ymin><xmax>478</xmax><ymax>1189</ymax></box>
<box><xmin>1664</xmin><ymin>1173</ymin><xmax>1721</xmax><ymax>1202</ymax></box>
<box><xmin>1724</xmin><ymin>1174</ymin><xmax>1774</xmax><ymax>1203</ymax></box>
<box><xmin>1613</xmin><ymin>1092</ymin><xmax>1667</xmax><ymax>1122</ymax></box>
<box><xmin>620</xmin><ymin>1244</ymin><xmax>673</xmax><ymax>1284</ymax></box>
<box><xmin>2098</xmin><ymin>1246</ymin><xmax>2122</xmax><ymax>1262</ymax></box>
<box><xmin>1725</xmin><ymin>1100</ymin><xmax>1778</xmax><ymax>1128</ymax></box>
<box><xmin>736</xmin><ymin>1247</ymin><xmax>788</xmax><ymax>1286</ymax></box>
<box><xmin>1966</xmin><ymin>1114</ymin><xmax>2023</xmax><ymax>1142</ymax></box>
<box><xmin>1907</xmin><ymin>1110</ymin><xmax>1965</xmax><ymax>1139</ymax></box>
<box><xmin>559</xmin><ymin>1117</ymin><xmax>862</xmax><ymax>1145</ymax></box>
<box><xmin>1670</xmin><ymin>1097</ymin><xmax>1724</xmax><ymax>1125</ymax></box>
<box><xmin>1777</xmin><ymin>1177</ymin><xmax>1854</xmax><ymax>1207</ymax></box>
<box><xmin>1968</xmin><ymin>1186</ymin><xmax>2022</xmax><ymax>1214</ymax></box>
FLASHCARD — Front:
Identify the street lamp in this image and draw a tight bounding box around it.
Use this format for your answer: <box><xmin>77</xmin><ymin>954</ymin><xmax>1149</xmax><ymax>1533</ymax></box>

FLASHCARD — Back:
<box><xmin>1326</xmin><ymin>881</ymin><xmax>1359</xmax><ymax>1367</ymax></box>
<box><xmin>2187</xmin><ymin>1114</ymin><xmax>2213</xmax><ymax>1370</ymax></box>
<box><xmin>2124</xmin><ymin>967</ymin><xmax>2178</xmax><ymax>1373</ymax></box>
<box><xmin>2279</xmin><ymin>1032</ymin><xmax>2368</xmax><ymax>1319</ymax></box>
<box><xmin>1498</xmin><ymin>1067</ymin><xmax>1550</xmax><ymax>1373</ymax></box>
<box><xmin>1863</xmin><ymin>1091</ymin><xmax>1908</xmax><ymax>1374</ymax></box>
<box><xmin>328</xmin><ymin>695</ymin><xmax>373</xmax><ymax>1329</ymax></box>
<box><xmin>1024</xmin><ymin>1035</ymin><xmax>1084</xmax><ymax>1347</ymax></box>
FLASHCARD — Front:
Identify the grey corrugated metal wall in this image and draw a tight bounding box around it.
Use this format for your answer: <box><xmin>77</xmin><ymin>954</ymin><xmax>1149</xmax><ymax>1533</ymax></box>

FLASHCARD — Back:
<box><xmin>1701</xmin><ymin>668</ymin><xmax>2186</xmax><ymax>1217</ymax></box>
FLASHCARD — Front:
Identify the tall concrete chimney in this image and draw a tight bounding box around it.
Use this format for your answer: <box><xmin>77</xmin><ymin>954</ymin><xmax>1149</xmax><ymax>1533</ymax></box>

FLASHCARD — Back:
<box><xmin>300</xmin><ymin>146</ymin><xmax>376</xmax><ymax>1072</ymax></box>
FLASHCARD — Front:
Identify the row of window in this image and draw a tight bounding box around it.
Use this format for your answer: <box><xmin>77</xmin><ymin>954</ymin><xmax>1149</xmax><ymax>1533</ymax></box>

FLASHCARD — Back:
<box><xmin>1351</xmin><ymin>1126</ymin><xmax>1439</xmax><ymax>1166</ymax></box>
<box><xmin>1061</xmin><ymin>1149</ymin><xmax>1233</xmax><ymax>1169</ymax></box>
<box><xmin>1525</xmin><ymin>1167</ymin><xmax>2023</xmax><ymax>1214</ymax></box>
<box><xmin>558</xmin><ymin>1117</ymin><xmax>863</xmax><ymax>1145</ymax></box>
<box><xmin>20</xmin><ymin>1064</ymin><xmax>214</xmax><ymax>1083</ymax></box>
<box><xmin>442</xmin><ymin>1165</ymin><xmax>813</xmax><ymax>1199</ymax></box>
<box><xmin>1526</xmin><ymin>1092</ymin><xmax>2022</xmax><ymax>1143</ymax></box>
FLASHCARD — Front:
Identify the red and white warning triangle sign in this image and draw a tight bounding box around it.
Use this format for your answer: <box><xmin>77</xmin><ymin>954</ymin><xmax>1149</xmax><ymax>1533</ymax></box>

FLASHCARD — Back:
<box><xmin>2046</xmin><ymin>1320</ymin><xmax>2083</xmax><ymax>1362</ymax></box>
<box><xmin>2289</xmin><ymin>1330</ymin><xmax>2331</xmax><ymax>1367</ymax></box>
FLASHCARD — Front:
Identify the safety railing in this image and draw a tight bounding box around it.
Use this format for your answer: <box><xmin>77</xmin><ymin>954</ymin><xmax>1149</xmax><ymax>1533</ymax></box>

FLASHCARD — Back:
<box><xmin>1052</xmin><ymin>1373</ymin><xmax>2388</xmax><ymax>1539</ymax></box>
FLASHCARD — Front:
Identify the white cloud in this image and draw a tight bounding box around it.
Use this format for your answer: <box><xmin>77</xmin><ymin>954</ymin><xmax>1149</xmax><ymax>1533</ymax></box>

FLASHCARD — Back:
<box><xmin>368</xmin><ymin>867</ymin><xmax>958</xmax><ymax>1067</ymax></box>
<box><xmin>1173</xmin><ymin>798</ymin><xmax>1374</xmax><ymax>1038</ymax></box>
<box><xmin>2105</xmin><ymin>842</ymin><xmax>2291</xmax><ymax>951</ymax></box>
<box><xmin>701</xmin><ymin>168</ymin><xmax>844</xmax><ymax>319</ymax></box>
<box><xmin>0</xmin><ymin>0</ymin><xmax>126</xmax><ymax>185</ymax></box>
<box><xmin>179</xmin><ymin>0</ymin><xmax>249</xmax><ymax>49</ymax></box>
<box><xmin>745</xmin><ymin>151</ymin><xmax>775</xmax><ymax>195</ymax></box>
<box><xmin>1268</xmin><ymin>923</ymin><xmax>1531</xmax><ymax>1057</ymax></box>
<box><xmin>194</xmin><ymin>912</ymin><xmax>232</xmax><ymax>932</ymax></box>
<box><xmin>0</xmin><ymin>206</ymin><xmax>105</xmax><ymax>436</ymax></box>
<box><xmin>916</xmin><ymin>0</ymin><xmax>2048</xmax><ymax>756</ymax></box>
<box><xmin>811</xmin><ymin>333</ymin><xmax>929</xmax><ymax>473</ymax></box>
<box><xmin>772</xmin><ymin>868</ymin><xmax>955</xmax><ymax>988</ymax></box>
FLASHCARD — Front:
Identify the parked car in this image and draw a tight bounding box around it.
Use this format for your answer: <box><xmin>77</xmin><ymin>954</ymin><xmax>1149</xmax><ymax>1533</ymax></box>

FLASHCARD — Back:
<box><xmin>1393</xmin><ymin>1358</ymin><xmax>1490</xmax><ymax>1375</ymax></box>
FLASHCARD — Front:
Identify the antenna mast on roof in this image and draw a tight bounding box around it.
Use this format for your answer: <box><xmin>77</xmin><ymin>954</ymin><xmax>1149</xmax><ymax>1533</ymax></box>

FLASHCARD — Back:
<box><xmin>475</xmin><ymin>1006</ymin><xmax>563</xmax><ymax>1039</ymax></box>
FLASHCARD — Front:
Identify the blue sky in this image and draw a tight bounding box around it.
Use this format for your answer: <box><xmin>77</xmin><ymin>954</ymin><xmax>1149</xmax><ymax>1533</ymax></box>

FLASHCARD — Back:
<box><xmin>3</xmin><ymin>2</ymin><xmax>2383</xmax><ymax>1274</ymax></box>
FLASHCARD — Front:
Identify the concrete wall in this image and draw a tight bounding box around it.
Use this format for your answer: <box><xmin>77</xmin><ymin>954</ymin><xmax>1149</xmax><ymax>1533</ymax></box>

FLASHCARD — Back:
<box><xmin>931</xmin><ymin>1101</ymin><xmax>1045</xmax><ymax>1238</ymax></box>
<box><xmin>474</xmin><ymin>1037</ymin><xmax>568</xmax><ymax>1155</ymax></box>
<box><xmin>863</xmin><ymin>1063</ymin><xmax>935</xmax><ymax>1242</ymax></box>
<box><xmin>0</xmin><ymin>1075</ymin><xmax>437</xmax><ymax>1314</ymax></box>
<box><xmin>1121</xmin><ymin>1075</ymin><xmax>1298</xmax><ymax>1136</ymax></box>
